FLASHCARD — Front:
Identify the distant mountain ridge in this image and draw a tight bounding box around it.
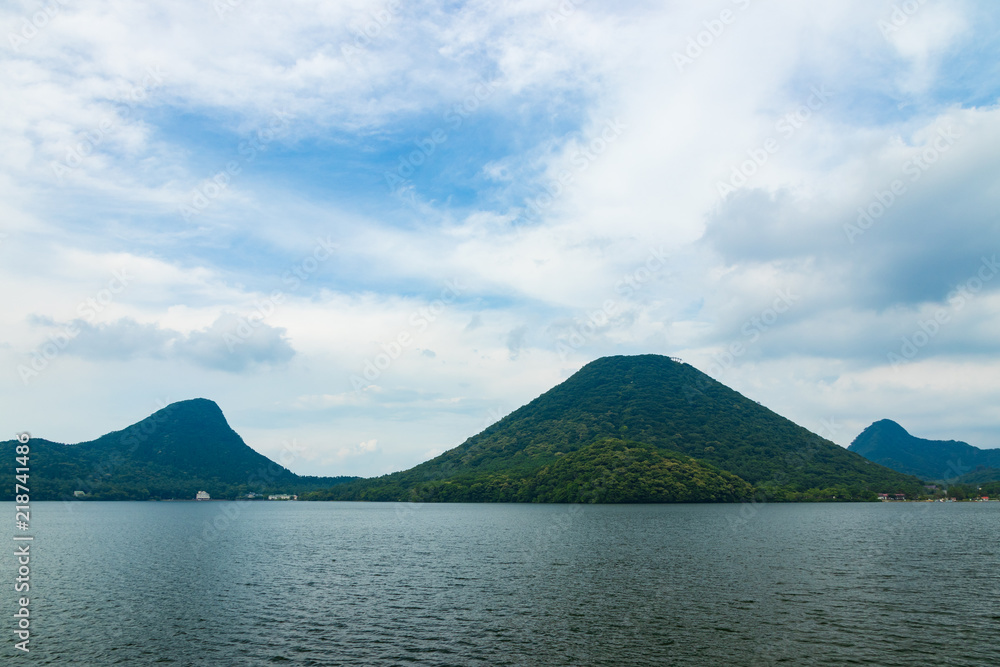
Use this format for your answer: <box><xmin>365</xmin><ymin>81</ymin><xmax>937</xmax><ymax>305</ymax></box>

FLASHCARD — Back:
<box><xmin>9</xmin><ymin>359</ymin><xmax>936</xmax><ymax>503</ymax></box>
<box><xmin>848</xmin><ymin>419</ymin><xmax>1000</xmax><ymax>482</ymax></box>
<box><xmin>314</xmin><ymin>355</ymin><xmax>922</xmax><ymax>502</ymax></box>
<box><xmin>2</xmin><ymin>398</ymin><xmax>356</xmax><ymax>501</ymax></box>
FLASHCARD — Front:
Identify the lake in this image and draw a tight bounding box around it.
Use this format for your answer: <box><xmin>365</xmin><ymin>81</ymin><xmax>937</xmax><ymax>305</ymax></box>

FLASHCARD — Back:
<box><xmin>10</xmin><ymin>501</ymin><xmax>999</xmax><ymax>665</ymax></box>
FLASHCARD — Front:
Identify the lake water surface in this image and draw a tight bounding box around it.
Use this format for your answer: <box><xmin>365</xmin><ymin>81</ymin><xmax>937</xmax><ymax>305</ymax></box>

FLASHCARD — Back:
<box><xmin>10</xmin><ymin>501</ymin><xmax>999</xmax><ymax>665</ymax></box>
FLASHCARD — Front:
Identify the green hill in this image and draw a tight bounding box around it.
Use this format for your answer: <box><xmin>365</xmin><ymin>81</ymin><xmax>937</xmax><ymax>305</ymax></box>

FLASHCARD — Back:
<box><xmin>311</xmin><ymin>355</ymin><xmax>923</xmax><ymax>502</ymax></box>
<box><xmin>324</xmin><ymin>438</ymin><xmax>754</xmax><ymax>502</ymax></box>
<box><xmin>848</xmin><ymin>419</ymin><xmax>1000</xmax><ymax>482</ymax></box>
<box><xmin>2</xmin><ymin>398</ymin><xmax>356</xmax><ymax>501</ymax></box>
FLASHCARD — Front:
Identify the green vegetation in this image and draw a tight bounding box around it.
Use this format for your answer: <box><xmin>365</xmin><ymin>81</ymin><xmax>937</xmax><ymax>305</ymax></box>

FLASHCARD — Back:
<box><xmin>849</xmin><ymin>419</ymin><xmax>1000</xmax><ymax>483</ymax></box>
<box><xmin>9</xmin><ymin>357</ymin><xmax>940</xmax><ymax>504</ymax></box>
<box><xmin>949</xmin><ymin>468</ymin><xmax>1000</xmax><ymax>485</ymax></box>
<box><xmin>2</xmin><ymin>399</ymin><xmax>356</xmax><ymax>501</ymax></box>
<box><xmin>932</xmin><ymin>481</ymin><xmax>1000</xmax><ymax>500</ymax></box>
<box><xmin>309</xmin><ymin>355</ymin><xmax>924</xmax><ymax>502</ymax></box>
<box><xmin>308</xmin><ymin>438</ymin><xmax>755</xmax><ymax>503</ymax></box>
<box><xmin>977</xmin><ymin>481</ymin><xmax>1000</xmax><ymax>497</ymax></box>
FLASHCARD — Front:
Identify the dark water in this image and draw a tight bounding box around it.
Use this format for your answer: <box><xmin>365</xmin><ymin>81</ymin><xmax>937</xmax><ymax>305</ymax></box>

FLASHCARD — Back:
<box><xmin>7</xmin><ymin>501</ymin><xmax>1000</xmax><ymax>665</ymax></box>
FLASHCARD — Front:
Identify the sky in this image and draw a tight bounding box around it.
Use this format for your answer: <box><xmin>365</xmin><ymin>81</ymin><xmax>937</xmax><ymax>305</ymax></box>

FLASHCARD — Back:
<box><xmin>2</xmin><ymin>0</ymin><xmax>999</xmax><ymax>477</ymax></box>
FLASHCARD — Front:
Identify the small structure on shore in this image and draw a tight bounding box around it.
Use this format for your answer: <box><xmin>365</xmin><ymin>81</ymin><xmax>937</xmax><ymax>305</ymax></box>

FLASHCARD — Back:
<box><xmin>195</xmin><ymin>490</ymin><xmax>211</xmax><ymax>500</ymax></box>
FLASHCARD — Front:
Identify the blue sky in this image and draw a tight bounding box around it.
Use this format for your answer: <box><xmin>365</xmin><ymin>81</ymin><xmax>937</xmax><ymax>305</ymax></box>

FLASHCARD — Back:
<box><xmin>2</xmin><ymin>0</ymin><xmax>999</xmax><ymax>476</ymax></box>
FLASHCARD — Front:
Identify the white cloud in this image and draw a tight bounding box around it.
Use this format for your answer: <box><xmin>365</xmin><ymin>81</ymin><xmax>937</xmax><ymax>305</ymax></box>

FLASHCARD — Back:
<box><xmin>882</xmin><ymin>2</ymin><xmax>969</xmax><ymax>93</ymax></box>
<box><xmin>325</xmin><ymin>438</ymin><xmax>378</xmax><ymax>465</ymax></box>
<box><xmin>3</xmin><ymin>0</ymin><xmax>998</xmax><ymax>476</ymax></box>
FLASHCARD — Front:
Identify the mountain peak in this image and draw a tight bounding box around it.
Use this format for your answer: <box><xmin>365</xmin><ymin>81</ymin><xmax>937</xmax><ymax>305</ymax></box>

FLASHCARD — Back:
<box><xmin>104</xmin><ymin>398</ymin><xmax>236</xmax><ymax>449</ymax></box>
<box><xmin>574</xmin><ymin>354</ymin><xmax>687</xmax><ymax>379</ymax></box>
<box><xmin>858</xmin><ymin>419</ymin><xmax>910</xmax><ymax>438</ymax></box>
<box><xmin>5</xmin><ymin>398</ymin><xmax>357</xmax><ymax>500</ymax></box>
<box><xmin>581</xmin><ymin>353</ymin><xmax>685</xmax><ymax>368</ymax></box>
<box><xmin>320</xmin><ymin>354</ymin><xmax>921</xmax><ymax>501</ymax></box>
<box><xmin>153</xmin><ymin>397</ymin><xmax>225</xmax><ymax>419</ymax></box>
<box><xmin>849</xmin><ymin>420</ymin><xmax>1000</xmax><ymax>481</ymax></box>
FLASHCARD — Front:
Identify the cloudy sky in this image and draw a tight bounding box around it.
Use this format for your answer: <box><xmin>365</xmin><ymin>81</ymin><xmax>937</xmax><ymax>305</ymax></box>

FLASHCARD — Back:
<box><xmin>3</xmin><ymin>0</ymin><xmax>999</xmax><ymax>476</ymax></box>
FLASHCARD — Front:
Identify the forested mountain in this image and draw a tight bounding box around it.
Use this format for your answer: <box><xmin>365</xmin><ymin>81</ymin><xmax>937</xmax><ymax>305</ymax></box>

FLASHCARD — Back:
<box><xmin>849</xmin><ymin>419</ymin><xmax>1000</xmax><ymax>483</ymax></box>
<box><xmin>324</xmin><ymin>437</ymin><xmax>755</xmax><ymax>503</ymax></box>
<box><xmin>2</xmin><ymin>398</ymin><xmax>355</xmax><ymax>500</ymax></box>
<box><xmin>311</xmin><ymin>355</ymin><xmax>923</xmax><ymax>502</ymax></box>
<box><xmin>9</xmin><ymin>358</ymin><xmax>936</xmax><ymax>503</ymax></box>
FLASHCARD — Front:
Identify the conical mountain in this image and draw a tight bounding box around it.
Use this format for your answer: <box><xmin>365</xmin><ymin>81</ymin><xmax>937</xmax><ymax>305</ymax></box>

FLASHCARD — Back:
<box><xmin>3</xmin><ymin>398</ymin><xmax>354</xmax><ymax>500</ymax></box>
<box><xmin>319</xmin><ymin>355</ymin><xmax>921</xmax><ymax>502</ymax></box>
<box><xmin>849</xmin><ymin>419</ymin><xmax>1000</xmax><ymax>481</ymax></box>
